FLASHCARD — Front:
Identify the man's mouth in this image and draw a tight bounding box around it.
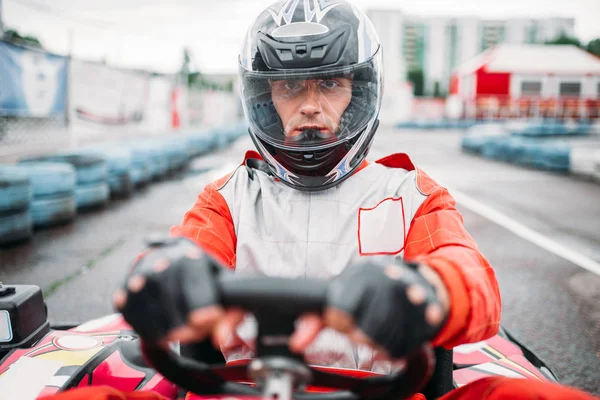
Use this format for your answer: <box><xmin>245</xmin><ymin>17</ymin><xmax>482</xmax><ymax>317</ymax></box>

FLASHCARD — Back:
<box><xmin>294</xmin><ymin>125</ymin><xmax>329</xmax><ymax>134</ymax></box>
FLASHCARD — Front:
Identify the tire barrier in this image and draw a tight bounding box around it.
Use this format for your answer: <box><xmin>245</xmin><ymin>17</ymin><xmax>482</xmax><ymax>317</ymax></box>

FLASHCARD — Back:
<box><xmin>13</xmin><ymin>162</ymin><xmax>77</xmax><ymax>198</ymax></box>
<box><xmin>533</xmin><ymin>143</ymin><xmax>571</xmax><ymax>172</ymax></box>
<box><xmin>0</xmin><ymin>122</ymin><xmax>250</xmax><ymax>244</ymax></box>
<box><xmin>398</xmin><ymin>119</ymin><xmax>593</xmax><ymax>136</ymax></box>
<box><xmin>460</xmin><ymin>131</ymin><xmax>600</xmax><ymax>178</ymax></box>
<box><xmin>78</xmin><ymin>146</ymin><xmax>134</xmax><ymax>197</ymax></box>
<box><xmin>461</xmin><ymin>135</ymin><xmax>489</xmax><ymax>154</ymax></box>
<box><xmin>396</xmin><ymin>119</ymin><xmax>478</xmax><ymax>130</ymax></box>
<box><xmin>159</xmin><ymin>138</ymin><xmax>190</xmax><ymax>172</ymax></box>
<box><xmin>0</xmin><ymin>209</ymin><xmax>33</xmax><ymax>246</ymax></box>
<box><xmin>21</xmin><ymin>154</ymin><xmax>108</xmax><ymax>185</ymax></box>
<box><xmin>122</xmin><ymin>145</ymin><xmax>154</xmax><ymax>186</ymax></box>
<box><xmin>185</xmin><ymin>129</ymin><xmax>216</xmax><ymax>156</ymax></box>
<box><xmin>79</xmin><ymin>146</ymin><xmax>132</xmax><ymax>176</ymax></box>
<box><xmin>508</xmin><ymin>120</ymin><xmax>592</xmax><ymax>137</ymax></box>
<box><xmin>76</xmin><ymin>181</ymin><xmax>110</xmax><ymax>209</ymax></box>
<box><xmin>108</xmin><ymin>173</ymin><xmax>135</xmax><ymax>198</ymax></box>
<box><xmin>31</xmin><ymin>194</ymin><xmax>77</xmax><ymax>228</ymax></box>
<box><xmin>497</xmin><ymin>137</ymin><xmax>530</xmax><ymax>163</ymax></box>
<box><xmin>0</xmin><ymin>166</ymin><xmax>32</xmax><ymax>214</ymax></box>
<box><xmin>129</xmin><ymin>142</ymin><xmax>169</xmax><ymax>183</ymax></box>
<box><xmin>481</xmin><ymin>136</ymin><xmax>513</xmax><ymax>161</ymax></box>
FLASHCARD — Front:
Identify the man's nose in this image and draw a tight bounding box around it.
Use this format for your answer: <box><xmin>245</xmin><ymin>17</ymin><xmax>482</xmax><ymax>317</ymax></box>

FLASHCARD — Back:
<box><xmin>299</xmin><ymin>84</ymin><xmax>322</xmax><ymax>116</ymax></box>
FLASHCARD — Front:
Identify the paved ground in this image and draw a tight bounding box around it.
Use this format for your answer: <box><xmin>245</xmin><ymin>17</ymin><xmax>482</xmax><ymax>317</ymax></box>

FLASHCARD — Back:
<box><xmin>2</xmin><ymin>125</ymin><xmax>599</xmax><ymax>394</ymax></box>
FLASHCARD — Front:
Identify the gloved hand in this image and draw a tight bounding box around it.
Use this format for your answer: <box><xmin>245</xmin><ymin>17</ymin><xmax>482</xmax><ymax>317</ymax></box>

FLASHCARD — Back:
<box><xmin>290</xmin><ymin>258</ymin><xmax>449</xmax><ymax>360</ymax></box>
<box><xmin>112</xmin><ymin>236</ymin><xmax>243</xmax><ymax>348</ymax></box>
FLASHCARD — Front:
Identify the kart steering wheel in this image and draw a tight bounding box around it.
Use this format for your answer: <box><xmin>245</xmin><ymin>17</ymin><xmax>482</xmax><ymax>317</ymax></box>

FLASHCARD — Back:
<box><xmin>141</xmin><ymin>274</ymin><xmax>435</xmax><ymax>400</ymax></box>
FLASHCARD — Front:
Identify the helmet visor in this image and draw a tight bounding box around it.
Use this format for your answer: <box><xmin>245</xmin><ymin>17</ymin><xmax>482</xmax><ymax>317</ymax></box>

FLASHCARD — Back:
<box><xmin>239</xmin><ymin>47</ymin><xmax>382</xmax><ymax>151</ymax></box>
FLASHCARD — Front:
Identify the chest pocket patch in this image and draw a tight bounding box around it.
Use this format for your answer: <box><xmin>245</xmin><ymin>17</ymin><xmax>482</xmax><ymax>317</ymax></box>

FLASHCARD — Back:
<box><xmin>358</xmin><ymin>197</ymin><xmax>406</xmax><ymax>255</ymax></box>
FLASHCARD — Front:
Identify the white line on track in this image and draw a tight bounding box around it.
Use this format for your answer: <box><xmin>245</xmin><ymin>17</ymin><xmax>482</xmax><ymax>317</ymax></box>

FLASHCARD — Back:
<box><xmin>450</xmin><ymin>188</ymin><xmax>600</xmax><ymax>276</ymax></box>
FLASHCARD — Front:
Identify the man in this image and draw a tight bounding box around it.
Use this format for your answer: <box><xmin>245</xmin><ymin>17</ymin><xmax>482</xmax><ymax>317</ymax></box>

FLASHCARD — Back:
<box><xmin>43</xmin><ymin>1</ymin><xmax>598</xmax><ymax>399</ymax></box>
<box><xmin>114</xmin><ymin>0</ymin><xmax>500</xmax><ymax>369</ymax></box>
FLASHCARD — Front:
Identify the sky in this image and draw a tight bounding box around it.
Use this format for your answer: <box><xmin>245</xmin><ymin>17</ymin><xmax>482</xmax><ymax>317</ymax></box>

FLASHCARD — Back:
<box><xmin>2</xmin><ymin>0</ymin><xmax>600</xmax><ymax>74</ymax></box>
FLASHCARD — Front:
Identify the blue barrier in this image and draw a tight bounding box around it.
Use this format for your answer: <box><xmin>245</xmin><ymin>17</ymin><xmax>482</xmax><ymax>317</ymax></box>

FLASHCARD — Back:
<box><xmin>184</xmin><ymin>129</ymin><xmax>216</xmax><ymax>156</ymax></box>
<box><xmin>461</xmin><ymin>135</ymin><xmax>502</xmax><ymax>154</ymax></box>
<box><xmin>397</xmin><ymin>119</ymin><xmax>479</xmax><ymax>130</ymax></box>
<box><xmin>0</xmin><ymin>209</ymin><xmax>33</xmax><ymax>245</ymax></box>
<box><xmin>76</xmin><ymin>182</ymin><xmax>110</xmax><ymax>209</ymax></box>
<box><xmin>21</xmin><ymin>154</ymin><xmax>108</xmax><ymax>185</ymax></box>
<box><xmin>533</xmin><ymin>143</ymin><xmax>571</xmax><ymax>172</ymax></box>
<box><xmin>1</xmin><ymin>121</ymin><xmax>249</xmax><ymax>243</ymax></box>
<box><xmin>508</xmin><ymin>120</ymin><xmax>592</xmax><ymax>137</ymax></box>
<box><xmin>461</xmin><ymin>130</ymin><xmax>574</xmax><ymax>174</ymax></box>
<box><xmin>77</xmin><ymin>146</ymin><xmax>134</xmax><ymax>197</ymax></box>
<box><xmin>121</xmin><ymin>144</ymin><xmax>159</xmax><ymax>184</ymax></box>
<box><xmin>13</xmin><ymin>162</ymin><xmax>76</xmax><ymax>198</ymax></box>
<box><xmin>79</xmin><ymin>146</ymin><xmax>133</xmax><ymax>175</ymax></box>
<box><xmin>0</xmin><ymin>166</ymin><xmax>32</xmax><ymax>213</ymax></box>
<box><xmin>31</xmin><ymin>194</ymin><xmax>77</xmax><ymax>228</ymax></box>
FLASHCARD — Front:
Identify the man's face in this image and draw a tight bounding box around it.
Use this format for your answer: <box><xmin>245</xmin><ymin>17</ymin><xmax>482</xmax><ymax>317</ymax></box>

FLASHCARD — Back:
<box><xmin>270</xmin><ymin>76</ymin><xmax>353</xmax><ymax>141</ymax></box>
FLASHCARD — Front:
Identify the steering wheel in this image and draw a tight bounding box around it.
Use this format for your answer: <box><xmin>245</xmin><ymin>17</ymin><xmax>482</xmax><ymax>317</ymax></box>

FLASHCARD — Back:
<box><xmin>141</xmin><ymin>274</ymin><xmax>435</xmax><ymax>400</ymax></box>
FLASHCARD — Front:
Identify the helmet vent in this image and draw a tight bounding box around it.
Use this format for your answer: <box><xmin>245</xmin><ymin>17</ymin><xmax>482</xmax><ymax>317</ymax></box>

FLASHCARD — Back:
<box><xmin>296</xmin><ymin>45</ymin><xmax>307</xmax><ymax>56</ymax></box>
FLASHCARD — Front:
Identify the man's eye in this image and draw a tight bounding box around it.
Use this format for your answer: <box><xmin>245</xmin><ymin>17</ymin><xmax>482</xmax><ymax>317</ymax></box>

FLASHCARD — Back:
<box><xmin>320</xmin><ymin>80</ymin><xmax>339</xmax><ymax>89</ymax></box>
<box><xmin>284</xmin><ymin>81</ymin><xmax>303</xmax><ymax>91</ymax></box>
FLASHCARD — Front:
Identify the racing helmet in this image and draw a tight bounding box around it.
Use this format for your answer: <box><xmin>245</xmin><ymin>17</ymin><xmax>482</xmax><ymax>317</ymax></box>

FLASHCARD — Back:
<box><xmin>238</xmin><ymin>0</ymin><xmax>383</xmax><ymax>191</ymax></box>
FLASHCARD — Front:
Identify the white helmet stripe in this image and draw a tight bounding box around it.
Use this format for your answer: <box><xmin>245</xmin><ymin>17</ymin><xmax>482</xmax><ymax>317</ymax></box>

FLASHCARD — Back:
<box><xmin>268</xmin><ymin>0</ymin><xmax>301</xmax><ymax>26</ymax></box>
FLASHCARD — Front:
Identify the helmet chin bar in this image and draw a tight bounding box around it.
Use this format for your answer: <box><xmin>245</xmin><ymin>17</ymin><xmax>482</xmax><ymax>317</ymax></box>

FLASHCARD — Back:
<box><xmin>248</xmin><ymin>119</ymin><xmax>379</xmax><ymax>192</ymax></box>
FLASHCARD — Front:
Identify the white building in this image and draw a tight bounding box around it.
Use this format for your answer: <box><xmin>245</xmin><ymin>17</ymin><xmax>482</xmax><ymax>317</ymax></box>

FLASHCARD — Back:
<box><xmin>365</xmin><ymin>9</ymin><xmax>575</xmax><ymax>96</ymax></box>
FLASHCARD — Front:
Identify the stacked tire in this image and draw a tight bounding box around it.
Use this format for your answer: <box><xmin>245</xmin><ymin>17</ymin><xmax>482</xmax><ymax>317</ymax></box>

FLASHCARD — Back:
<box><xmin>21</xmin><ymin>154</ymin><xmax>110</xmax><ymax>211</ymax></box>
<box><xmin>14</xmin><ymin>163</ymin><xmax>78</xmax><ymax>228</ymax></box>
<box><xmin>159</xmin><ymin>138</ymin><xmax>190</xmax><ymax>173</ymax></box>
<box><xmin>126</xmin><ymin>144</ymin><xmax>158</xmax><ymax>186</ymax></box>
<box><xmin>0</xmin><ymin>166</ymin><xmax>33</xmax><ymax>245</ymax></box>
<box><xmin>185</xmin><ymin>129</ymin><xmax>215</xmax><ymax>156</ymax></box>
<box><xmin>533</xmin><ymin>142</ymin><xmax>571</xmax><ymax>172</ymax></box>
<box><xmin>80</xmin><ymin>146</ymin><xmax>134</xmax><ymax>198</ymax></box>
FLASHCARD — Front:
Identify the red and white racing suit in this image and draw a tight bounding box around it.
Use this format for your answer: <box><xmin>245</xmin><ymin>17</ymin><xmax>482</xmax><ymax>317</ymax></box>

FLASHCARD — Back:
<box><xmin>169</xmin><ymin>151</ymin><xmax>502</xmax><ymax>371</ymax></box>
<box><xmin>42</xmin><ymin>152</ymin><xmax>600</xmax><ymax>399</ymax></box>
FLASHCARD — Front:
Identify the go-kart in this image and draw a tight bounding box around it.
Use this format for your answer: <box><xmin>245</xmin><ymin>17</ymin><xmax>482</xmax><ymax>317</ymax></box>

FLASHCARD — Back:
<box><xmin>0</xmin><ymin>277</ymin><xmax>558</xmax><ymax>399</ymax></box>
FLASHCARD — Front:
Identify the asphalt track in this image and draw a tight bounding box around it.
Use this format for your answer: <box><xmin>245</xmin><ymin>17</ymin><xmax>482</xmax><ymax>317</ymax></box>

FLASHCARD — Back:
<box><xmin>2</xmin><ymin>125</ymin><xmax>599</xmax><ymax>394</ymax></box>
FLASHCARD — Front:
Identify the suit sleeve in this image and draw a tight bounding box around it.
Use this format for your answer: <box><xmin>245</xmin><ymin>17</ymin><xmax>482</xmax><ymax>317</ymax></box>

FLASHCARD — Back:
<box><xmin>404</xmin><ymin>172</ymin><xmax>501</xmax><ymax>348</ymax></box>
<box><xmin>169</xmin><ymin>173</ymin><xmax>237</xmax><ymax>269</ymax></box>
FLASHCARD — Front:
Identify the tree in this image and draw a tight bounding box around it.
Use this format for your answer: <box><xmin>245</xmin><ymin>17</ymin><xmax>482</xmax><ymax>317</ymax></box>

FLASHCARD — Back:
<box><xmin>587</xmin><ymin>39</ymin><xmax>600</xmax><ymax>57</ymax></box>
<box><xmin>3</xmin><ymin>28</ymin><xmax>43</xmax><ymax>49</ymax></box>
<box><xmin>545</xmin><ymin>33</ymin><xmax>582</xmax><ymax>48</ymax></box>
<box><xmin>545</xmin><ymin>33</ymin><xmax>600</xmax><ymax>58</ymax></box>
<box><xmin>180</xmin><ymin>47</ymin><xmax>193</xmax><ymax>87</ymax></box>
<box><xmin>407</xmin><ymin>69</ymin><xmax>424</xmax><ymax>97</ymax></box>
<box><xmin>433</xmin><ymin>81</ymin><xmax>445</xmax><ymax>98</ymax></box>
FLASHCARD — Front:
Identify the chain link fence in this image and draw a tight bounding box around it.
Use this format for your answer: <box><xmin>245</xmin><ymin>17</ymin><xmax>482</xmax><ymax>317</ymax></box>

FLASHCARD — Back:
<box><xmin>0</xmin><ymin>37</ymin><xmax>243</xmax><ymax>163</ymax></box>
<box><xmin>0</xmin><ymin>112</ymin><xmax>71</xmax><ymax>162</ymax></box>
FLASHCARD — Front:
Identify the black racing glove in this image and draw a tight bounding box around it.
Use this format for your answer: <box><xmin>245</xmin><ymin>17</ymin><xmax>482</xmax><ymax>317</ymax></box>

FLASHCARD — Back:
<box><xmin>117</xmin><ymin>236</ymin><xmax>224</xmax><ymax>343</ymax></box>
<box><xmin>326</xmin><ymin>258</ymin><xmax>448</xmax><ymax>359</ymax></box>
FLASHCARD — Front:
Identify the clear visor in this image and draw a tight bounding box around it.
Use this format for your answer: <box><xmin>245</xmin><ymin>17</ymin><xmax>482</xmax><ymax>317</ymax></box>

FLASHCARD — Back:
<box><xmin>239</xmin><ymin>47</ymin><xmax>382</xmax><ymax>151</ymax></box>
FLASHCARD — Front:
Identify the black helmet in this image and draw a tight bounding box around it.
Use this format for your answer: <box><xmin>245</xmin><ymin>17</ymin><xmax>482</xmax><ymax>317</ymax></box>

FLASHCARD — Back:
<box><xmin>238</xmin><ymin>0</ymin><xmax>383</xmax><ymax>191</ymax></box>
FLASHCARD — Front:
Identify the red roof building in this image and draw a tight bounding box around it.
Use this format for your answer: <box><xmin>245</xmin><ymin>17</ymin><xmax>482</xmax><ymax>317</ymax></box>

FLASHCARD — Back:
<box><xmin>449</xmin><ymin>44</ymin><xmax>600</xmax><ymax>120</ymax></box>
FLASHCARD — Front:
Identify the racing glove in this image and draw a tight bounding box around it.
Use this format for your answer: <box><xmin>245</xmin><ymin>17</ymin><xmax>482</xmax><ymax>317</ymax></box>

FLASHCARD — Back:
<box><xmin>116</xmin><ymin>236</ymin><xmax>223</xmax><ymax>343</ymax></box>
<box><xmin>326</xmin><ymin>257</ymin><xmax>448</xmax><ymax>359</ymax></box>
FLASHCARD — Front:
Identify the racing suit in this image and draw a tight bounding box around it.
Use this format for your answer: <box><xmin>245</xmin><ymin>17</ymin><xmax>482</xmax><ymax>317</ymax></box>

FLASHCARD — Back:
<box><xmin>41</xmin><ymin>152</ymin><xmax>600</xmax><ymax>399</ymax></box>
<box><xmin>169</xmin><ymin>151</ymin><xmax>501</xmax><ymax>370</ymax></box>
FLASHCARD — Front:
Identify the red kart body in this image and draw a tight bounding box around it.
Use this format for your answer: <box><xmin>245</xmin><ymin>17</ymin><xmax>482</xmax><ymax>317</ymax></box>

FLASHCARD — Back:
<box><xmin>0</xmin><ymin>313</ymin><xmax>556</xmax><ymax>399</ymax></box>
